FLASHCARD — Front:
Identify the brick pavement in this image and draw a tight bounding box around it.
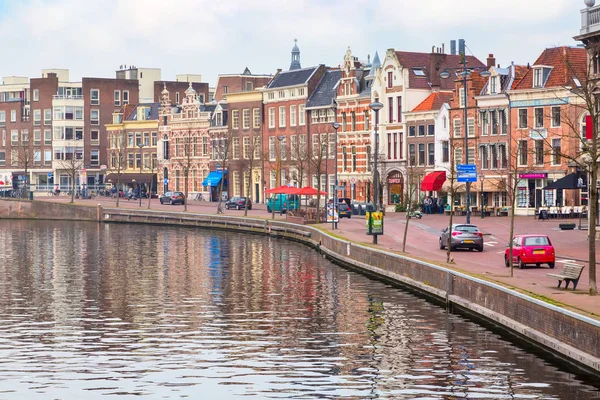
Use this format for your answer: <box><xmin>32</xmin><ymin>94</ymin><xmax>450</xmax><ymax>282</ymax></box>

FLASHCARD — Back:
<box><xmin>35</xmin><ymin>195</ymin><xmax>600</xmax><ymax>319</ymax></box>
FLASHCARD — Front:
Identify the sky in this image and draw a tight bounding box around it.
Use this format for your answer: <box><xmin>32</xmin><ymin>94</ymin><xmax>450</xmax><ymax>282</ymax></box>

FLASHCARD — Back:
<box><xmin>0</xmin><ymin>0</ymin><xmax>584</xmax><ymax>86</ymax></box>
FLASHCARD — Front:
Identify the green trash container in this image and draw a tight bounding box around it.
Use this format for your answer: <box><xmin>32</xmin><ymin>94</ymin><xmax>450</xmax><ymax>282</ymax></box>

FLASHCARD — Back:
<box><xmin>29</xmin><ymin>191</ymin><xmax>34</xmax><ymax>201</ymax></box>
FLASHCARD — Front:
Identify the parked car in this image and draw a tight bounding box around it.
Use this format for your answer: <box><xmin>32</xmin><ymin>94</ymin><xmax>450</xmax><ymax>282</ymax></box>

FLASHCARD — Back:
<box><xmin>505</xmin><ymin>234</ymin><xmax>555</xmax><ymax>269</ymax></box>
<box><xmin>439</xmin><ymin>224</ymin><xmax>484</xmax><ymax>252</ymax></box>
<box><xmin>159</xmin><ymin>191</ymin><xmax>185</xmax><ymax>205</ymax></box>
<box><xmin>337</xmin><ymin>203</ymin><xmax>351</xmax><ymax>218</ymax></box>
<box><xmin>225</xmin><ymin>196</ymin><xmax>252</xmax><ymax>210</ymax></box>
<box><xmin>267</xmin><ymin>194</ymin><xmax>300</xmax><ymax>213</ymax></box>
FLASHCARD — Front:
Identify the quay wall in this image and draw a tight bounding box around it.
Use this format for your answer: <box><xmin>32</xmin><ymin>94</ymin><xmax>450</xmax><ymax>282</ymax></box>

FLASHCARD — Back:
<box><xmin>1</xmin><ymin>199</ymin><xmax>598</xmax><ymax>375</ymax></box>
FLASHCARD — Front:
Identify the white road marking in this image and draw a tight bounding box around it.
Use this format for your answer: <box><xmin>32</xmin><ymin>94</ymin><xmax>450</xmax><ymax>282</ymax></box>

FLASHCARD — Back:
<box><xmin>484</xmin><ymin>243</ymin><xmax>496</xmax><ymax>247</ymax></box>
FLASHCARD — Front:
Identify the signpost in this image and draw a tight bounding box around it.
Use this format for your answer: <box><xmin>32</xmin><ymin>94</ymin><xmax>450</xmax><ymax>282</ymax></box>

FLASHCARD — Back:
<box><xmin>457</xmin><ymin>164</ymin><xmax>477</xmax><ymax>183</ymax></box>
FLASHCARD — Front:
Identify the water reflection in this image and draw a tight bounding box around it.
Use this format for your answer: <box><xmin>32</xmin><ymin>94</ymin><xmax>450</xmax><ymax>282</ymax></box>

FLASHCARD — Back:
<box><xmin>0</xmin><ymin>220</ymin><xmax>597</xmax><ymax>399</ymax></box>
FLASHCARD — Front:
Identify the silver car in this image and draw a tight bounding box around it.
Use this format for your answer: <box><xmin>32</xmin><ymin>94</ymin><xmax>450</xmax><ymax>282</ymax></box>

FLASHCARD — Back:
<box><xmin>439</xmin><ymin>224</ymin><xmax>484</xmax><ymax>252</ymax></box>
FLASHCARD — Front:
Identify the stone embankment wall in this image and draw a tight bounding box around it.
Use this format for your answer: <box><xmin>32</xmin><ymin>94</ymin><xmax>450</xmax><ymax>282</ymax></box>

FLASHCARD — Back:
<box><xmin>1</xmin><ymin>199</ymin><xmax>598</xmax><ymax>375</ymax></box>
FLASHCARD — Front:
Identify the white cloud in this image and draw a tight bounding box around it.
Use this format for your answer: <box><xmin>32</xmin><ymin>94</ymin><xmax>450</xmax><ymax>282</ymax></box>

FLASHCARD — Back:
<box><xmin>0</xmin><ymin>0</ymin><xmax>584</xmax><ymax>85</ymax></box>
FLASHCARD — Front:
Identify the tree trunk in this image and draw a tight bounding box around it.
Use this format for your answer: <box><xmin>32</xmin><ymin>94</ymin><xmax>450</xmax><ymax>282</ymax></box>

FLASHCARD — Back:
<box><xmin>402</xmin><ymin>213</ymin><xmax>410</xmax><ymax>253</ymax></box>
<box><xmin>508</xmin><ymin>194</ymin><xmax>517</xmax><ymax>278</ymax></box>
<box><xmin>184</xmin><ymin>171</ymin><xmax>189</xmax><ymax>212</ymax></box>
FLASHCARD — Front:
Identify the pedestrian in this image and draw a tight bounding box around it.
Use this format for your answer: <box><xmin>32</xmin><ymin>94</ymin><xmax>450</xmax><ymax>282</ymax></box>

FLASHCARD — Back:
<box><xmin>425</xmin><ymin>196</ymin><xmax>432</xmax><ymax>215</ymax></box>
<box><xmin>439</xmin><ymin>198</ymin><xmax>445</xmax><ymax>214</ymax></box>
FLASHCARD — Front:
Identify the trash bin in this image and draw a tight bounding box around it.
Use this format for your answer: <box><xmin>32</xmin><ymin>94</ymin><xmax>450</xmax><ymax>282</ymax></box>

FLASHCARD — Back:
<box><xmin>351</xmin><ymin>203</ymin><xmax>360</xmax><ymax>215</ymax></box>
<box><xmin>29</xmin><ymin>191</ymin><xmax>34</xmax><ymax>201</ymax></box>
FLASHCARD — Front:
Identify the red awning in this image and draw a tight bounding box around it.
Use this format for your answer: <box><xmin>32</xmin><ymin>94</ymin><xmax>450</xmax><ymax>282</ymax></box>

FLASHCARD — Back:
<box><xmin>420</xmin><ymin>171</ymin><xmax>446</xmax><ymax>191</ymax></box>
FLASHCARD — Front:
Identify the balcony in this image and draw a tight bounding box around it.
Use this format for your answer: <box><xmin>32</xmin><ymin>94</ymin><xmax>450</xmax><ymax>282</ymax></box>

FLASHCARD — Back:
<box><xmin>579</xmin><ymin>3</ymin><xmax>600</xmax><ymax>38</ymax></box>
<box><xmin>53</xmin><ymin>95</ymin><xmax>84</xmax><ymax>100</ymax></box>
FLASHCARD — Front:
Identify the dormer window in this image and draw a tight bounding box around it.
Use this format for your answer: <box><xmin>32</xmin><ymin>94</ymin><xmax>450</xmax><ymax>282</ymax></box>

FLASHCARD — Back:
<box><xmin>490</xmin><ymin>76</ymin><xmax>497</xmax><ymax>94</ymax></box>
<box><xmin>279</xmin><ymin>90</ymin><xmax>285</xmax><ymax>98</ymax></box>
<box><xmin>112</xmin><ymin>113</ymin><xmax>123</xmax><ymax>124</ymax></box>
<box><xmin>533</xmin><ymin>66</ymin><xmax>552</xmax><ymax>88</ymax></box>
<box><xmin>216</xmin><ymin>112</ymin><xmax>223</xmax><ymax>126</ymax></box>
<box><xmin>137</xmin><ymin>107</ymin><xmax>149</xmax><ymax>121</ymax></box>
<box><xmin>412</xmin><ymin>68</ymin><xmax>425</xmax><ymax>77</ymax></box>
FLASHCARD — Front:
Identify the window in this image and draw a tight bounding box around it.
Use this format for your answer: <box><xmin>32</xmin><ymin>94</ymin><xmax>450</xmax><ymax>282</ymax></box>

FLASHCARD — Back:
<box><xmin>299</xmin><ymin>88</ymin><xmax>305</xmax><ymax>96</ymax></box>
<box><xmin>500</xmin><ymin>109</ymin><xmax>507</xmax><ymax>134</ymax></box>
<box><xmin>342</xmin><ymin>112</ymin><xmax>347</xmax><ymax>132</ymax></box>
<box><xmin>352</xmin><ymin>146</ymin><xmax>357</xmax><ymax>171</ymax></box>
<box><xmin>387</xmin><ymin>133</ymin><xmax>391</xmax><ymax>159</ymax></box>
<box><xmin>366</xmin><ymin>145</ymin><xmax>372</xmax><ymax>171</ymax></box>
<box><xmin>518</xmin><ymin>140</ymin><xmax>528</xmax><ymax>166</ymax></box>
<box><xmin>44</xmin><ymin>109</ymin><xmax>51</xmax><ymax>125</ymax></box>
<box><xmin>232</xmin><ymin>137</ymin><xmax>240</xmax><ymax>159</ymax></box>
<box><xmin>242</xmin><ymin>109</ymin><xmax>250</xmax><ymax>129</ymax></box>
<box><xmin>11</xmin><ymin>149</ymin><xmax>17</xmax><ymax>166</ymax></box>
<box><xmin>467</xmin><ymin>146</ymin><xmax>475</xmax><ymax>165</ymax></box>
<box><xmin>269</xmin><ymin>137</ymin><xmax>275</xmax><ymax>160</ymax></box>
<box><xmin>44</xmin><ymin>150</ymin><xmax>51</xmax><ymax>165</ymax></box>
<box><xmin>11</xmin><ymin>110</ymin><xmax>16</xmax><ymax>122</ymax></box>
<box><xmin>490</xmin><ymin>76</ymin><xmax>497</xmax><ymax>94</ymax></box>
<box><xmin>176</xmin><ymin>92</ymin><xmax>180</xmax><ymax>104</ymax></box>
<box><xmin>442</xmin><ymin>140</ymin><xmax>449</xmax><ymax>162</ymax></box>
<box><xmin>467</xmin><ymin>118</ymin><xmax>475</xmax><ymax>137</ymax></box>
<box><xmin>0</xmin><ymin>111</ymin><xmax>5</xmax><ymax>126</ymax></box>
<box><xmin>33</xmin><ymin>109</ymin><xmax>41</xmax><ymax>125</ymax></box>
<box><xmin>290</xmin><ymin>105</ymin><xmax>297</xmax><ymax>126</ymax></box>
<box><xmin>91</xmin><ymin>150</ymin><xmax>99</xmax><ymax>166</ymax></box>
<box><xmin>151</xmin><ymin>131</ymin><xmax>157</xmax><ymax>146</ymax></box>
<box><xmin>453</xmin><ymin>119</ymin><xmax>461</xmax><ymax>138</ymax></box>
<box><xmin>231</xmin><ymin>110</ymin><xmax>239</xmax><ymax>129</ymax></box>
<box><xmin>33</xmin><ymin>89</ymin><xmax>39</xmax><ymax>101</ymax></box>
<box><xmin>427</xmin><ymin>124</ymin><xmax>434</xmax><ymax>136</ymax></box>
<box><xmin>278</xmin><ymin>106</ymin><xmax>286</xmax><ymax>128</ymax></box>
<box><xmin>11</xmin><ymin>129</ymin><xmax>18</xmax><ymax>145</ymax></box>
<box><xmin>253</xmin><ymin>108</ymin><xmax>261</xmax><ymax>128</ymax></box>
<box><xmin>388</xmin><ymin>97</ymin><xmax>393</xmax><ymax>123</ymax></box>
<box><xmin>480</xmin><ymin>111</ymin><xmax>489</xmax><ymax>136</ymax></box>
<box><xmin>500</xmin><ymin>144</ymin><xmax>507</xmax><ymax>168</ymax></box>
<box><xmin>491</xmin><ymin>110</ymin><xmax>498</xmax><ymax>135</ymax></box>
<box><xmin>534</xmin><ymin>107</ymin><xmax>544</xmax><ymax>128</ymax></box>
<box><xmin>454</xmin><ymin>148</ymin><xmax>463</xmax><ymax>165</ymax></box>
<box><xmin>481</xmin><ymin>145</ymin><xmax>489</xmax><ymax>169</ymax></box>
<box><xmin>91</xmin><ymin>130</ymin><xmax>99</xmax><ymax>144</ymax></box>
<box><xmin>123</xmin><ymin>90</ymin><xmax>129</xmax><ymax>105</ymax></box>
<box><xmin>268</xmin><ymin>107</ymin><xmax>275</xmax><ymax>128</ymax></box>
<box><xmin>551</xmin><ymin>107</ymin><xmax>561</xmax><ymax>127</ymax></box>
<box><xmin>114</xmin><ymin>90</ymin><xmax>120</xmax><ymax>106</ymax></box>
<box><xmin>21</xmin><ymin>129</ymin><xmax>28</xmax><ymax>142</ymax></box>
<box><xmin>342</xmin><ymin>145</ymin><xmax>348</xmax><ymax>170</ymax></box>
<box><xmin>328</xmin><ymin>133</ymin><xmax>335</xmax><ymax>159</ymax></box>
<box><xmin>552</xmin><ymin>138</ymin><xmax>561</xmax><ymax>165</ymax></box>
<box><xmin>397</xmin><ymin>96</ymin><xmax>402</xmax><ymax>122</ymax></box>
<box><xmin>253</xmin><ymin>136</ymin><xmax>261</xmax><ymax>159</ymax></box>
<box><xmin>280</xmin><ymin>136</ymin><xmax>287</xmax><ymax>160</ymax></box>
<box><xmin>534</xmin><ymin>140</ymin><xmax>544</xmax><ymax>165</ymax></box>
<box><xmin>33</xmin><ymin>129</ymin><xmax>41</xmax><ymax>145</ymax></box>
<box><xmin>290</xmin><ymin>135</ymin><xmax>297</xmax><ymax>160</ymax></box>
<box><xmin>202</xmin><ymin>137</ymin><xmax>208</xmax><ymax>156</ymax></box>
<box><xmin>299</xmin><ymin>105</ymin><xmax>305</xmax><ymax>125</ymax></box>
<box><xmin>518</xmin><ymin>109</ymin><xmax>528</xmax><ymax>129</ymax></box>
<box><xmin>491</xmin><ymin>144</ymin><xmax>498</xmax><ymax>169</ymax></box>
<box><xmin>428</xmin><ymin>143</ymin><xmax>435</xmax><ymax>165</ymax></box>
<box><xmin>408</xmin><ymin>144</ymin><xmax>416</xmax><ymax>165</ymax></box>
<box><xmin>0</xmin><ymin>151</ymin><xmax>4</xmax><ymax>166</ymax></box>
<box><xmin>268</xmin><ymin>92</ymin><xmax>275</xmax><ymax>100</ymax></box>
<box><xmin>393</xmin><ymin>132</ymin><xmax>398</xmax><ymax>159</ymax></box>
<box><xmin>533</xmin><ymin>68</ymin><xmax>543</xmax><ymax>88</ymax></box>
<box><xmin>278</xmin><ymin>90</ymin><xmax>285</xmax><ymax>98</ymax></box>
<box><xmin>409</xmin><ymin>126</ymin><xmax>416</xmax><ymax>137</ymax></box>
<box><xmin>91</xmin><ymin>109</ymin><xmax>99</xmax><ymax>125</ymax></box>
<box><xmin>418</xmin><ymin>143</ymin><xmax>425</xmax><ymax>166</ymax></box>
<box><xmin>459</xmin><ymin>90</ymin><xmax>465</xmax><ymax>108</ymax></box>
<box><xmin>442</xmin><ymin>116</ymin><xmax>447</xmax><ymax>129</ymax></box>
<box><xmin>418</xmin><ymin>125</ymin><xmax>425</xmax><ymax>136</ymax></box>
<box><xmin>364</xmin><ymin>110</ymin><xmax>370</xmax><ymax>131</ymax></box>
<box><xmin>351</xmin><ymin>112</ymin><xmax>356</xmax><ymax>131</ymax></box>
<box><xmin>242</xmin><ymin>137</ymin><xmax>250</xmax><ymax>159</ymax></box>
<box><xmin>387</xmin><ymin>71</ymin><xmax>393</xmax><ymax>88</ymax></box>
<box><xmin>90</xmin><ymin>89</ymin><xmax>99</xmax><ymax>105</ymax></box>
<box><xmin>44</xmin><ymin>129</ymin><xmax>51</xmax><ymax>145</ymax></box>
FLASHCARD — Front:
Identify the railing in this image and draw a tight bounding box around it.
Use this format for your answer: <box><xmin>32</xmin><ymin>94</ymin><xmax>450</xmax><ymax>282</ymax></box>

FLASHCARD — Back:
<box><xmin>581</xmin><ymin>4</ymin><xmax>600</xmax><ymax>35</ymax></box>
<box><xmin>52</xmin><ymin>95</ymin><xmax>84</xmax><ymax>100</ymax></box>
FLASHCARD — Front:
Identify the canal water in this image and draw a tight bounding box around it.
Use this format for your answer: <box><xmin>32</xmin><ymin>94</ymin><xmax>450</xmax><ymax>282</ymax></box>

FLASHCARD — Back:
<box><xmin>0</xmin><ymin>220</ymin><xmax>598</xmax><ymax>399</ymax></box>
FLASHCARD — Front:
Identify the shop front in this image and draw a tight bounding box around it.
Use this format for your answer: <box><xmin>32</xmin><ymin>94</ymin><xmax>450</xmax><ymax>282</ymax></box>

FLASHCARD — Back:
<box><xmin>516</xmin><ymin>172</ymin><xmax>568</xmax><ymax>215</ymax></box>
<box><xmin>386</xmin><ymin>171</ymin><xmax>404</xmax><ymax>205</ymax></box>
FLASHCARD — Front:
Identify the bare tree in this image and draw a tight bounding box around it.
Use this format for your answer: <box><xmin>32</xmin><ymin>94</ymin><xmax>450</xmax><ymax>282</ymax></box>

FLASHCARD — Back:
<box><xmin>146</xmin><ymin>153</ymin><xmax>157</xmax><ymax>210</ymax></box>
<box><xmin>240</xmin><ymin>134</ymin><xmax>260</xmax><ymax>216</ymax></box>
<box><xmin>172</xmin><ymin>129</ymin><xmax>195</xmax><ymax>212</ymax></box>
<box><xmin>307</xmin><ymin>128</ymin><xmax>329</xmax><ymax>223</ymax></box>
<box><xmin>56</xmin><ymin>143</ymin><xmax>84</xmax><ymax>203</ymax></box>
<box><xmin>16</xmin><ymin>134</ymin><xmax>35</xmax><ymax>198</ymax></box>
<box><xmin>214</xmin><ymin>132</ymin><xmax>232</xmax><ymax>214</ymax></box>
<box><xmin>440</xmin><ymin>138</ymin><xmax>466</xmax><ymax>263</ymax></box>
<box><xmin>107</xmin><ymin>130</ymin><xmax>128</xmax><ymax>207</ymax></box>
<box><xmin>402</xmin><ymin>160</ymin><xmax>419</xmax><ymax>253</ymax></box>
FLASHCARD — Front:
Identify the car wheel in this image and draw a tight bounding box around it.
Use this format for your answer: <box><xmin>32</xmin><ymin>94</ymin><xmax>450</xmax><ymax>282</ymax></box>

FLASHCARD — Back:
<box><xmin>225</xmin><ymin>204</ymin><xmax>229</xmax><ymax>209</ymax></box>
<box><xmin>168</xmin><ymin>199</ymin><xmax>172</xmax><ymax>205</ymax></box>
<box><xmin>518</xmin><ymin>258</ymin><xmax>524</xmax><ymax>269</ymax></box>
<box><xmin>160</xmin><ymin>199</ymin><xmax>163</xmax><ymax>204</ymax></box>
<box><xmin>548</xmin><ymin>262</ymin><xmax>555</xmax><ymax>269</ymax></box>
<box><xmin>439</xmin><ymin>238</ymin><xmax>445</xmax><ymax>250</ymax></box>
<box><xmin>348</xmin><ymin>215</ymin><xmax>351</xmax><ymax>219</ymax></box>
<box><xmin>477</xmin><ymin>246</ymin><xmax>483</xmax><ymax>252</ymax></box>
<box><xmin>536</xmin><ymin>263</ymin><xmax>541</xmax><ymax>268</ymax></box>
<box><xmin>504</xmin><ymin>255</ymin><xmax>510</xmax><ymax>267</ymax></box>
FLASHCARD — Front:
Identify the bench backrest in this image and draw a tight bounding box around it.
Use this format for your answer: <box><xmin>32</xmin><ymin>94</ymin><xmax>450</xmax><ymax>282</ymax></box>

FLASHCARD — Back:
<box><xmin>560</xmin><ymin>264</ymin><xmax>585</xmax><ymax>279</ymax></box>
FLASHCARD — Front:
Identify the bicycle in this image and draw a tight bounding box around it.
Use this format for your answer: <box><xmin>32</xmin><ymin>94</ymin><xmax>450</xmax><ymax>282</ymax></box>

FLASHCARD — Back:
<box><xmin>47</xmin><ymin>190</ymin><xmax>61</xmax><ymax>196</ymax></box>
<box><xmin>193</xmin><ymin>193</ymin><xmax>204</xmax><ymax>201</ymax></box>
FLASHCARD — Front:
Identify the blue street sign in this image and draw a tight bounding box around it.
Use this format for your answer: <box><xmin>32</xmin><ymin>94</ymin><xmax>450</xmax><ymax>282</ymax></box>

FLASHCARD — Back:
<box><xmin>47</xmin><ymin>172</ymin><xmax>53</xmax><ymax>178</ymax></box>
<box><xmin>457</xmin><ymin>164</ymin><xmax>476</xmax><ymax>172</ymax></box>
<box><xmin>164</xmin><ymin>178</ymin><xmax>169</xmax><ymax>184</ymax></box>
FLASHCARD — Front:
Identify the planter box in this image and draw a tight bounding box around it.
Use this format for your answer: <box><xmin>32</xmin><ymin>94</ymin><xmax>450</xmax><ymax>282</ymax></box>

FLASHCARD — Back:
<box><xmin>559</xmin><ymin>223</ymin><xmax>576</xmax><ymax>230</ymax></box>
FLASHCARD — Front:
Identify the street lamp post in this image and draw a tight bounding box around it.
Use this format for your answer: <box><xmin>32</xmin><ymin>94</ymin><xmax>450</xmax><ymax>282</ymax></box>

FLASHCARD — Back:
<box><xmin>369</xmin><ymin>101</ymin><xmax>383</xmax><ymax>244</ymax></box>
<box><xmin>137</xmin><ymin>142</ymin><xmax>144</xmax><ymax>207</ymax></box>
<box><xmin>439</xmin><ymin>49</ymin><xmax>490</xmax><ymax>224</ymax></box>
<box><xmin>332</xmin><ymin>121</ymin><xmax>341</xmax><ymax>229</ymax></box>
<box><xmin>277</xmin><ymin>134</ymin><xmax>285</xmax><ymax>216</ymax></box>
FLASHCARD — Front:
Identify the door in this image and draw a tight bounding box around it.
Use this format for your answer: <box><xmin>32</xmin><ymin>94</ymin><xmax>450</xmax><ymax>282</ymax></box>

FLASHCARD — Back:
<box><xmin>510</xmin><ymin>237</ymin><xmax>521</xmax><ymax>262</ymax></box>
<box><xmin>535</xmin><ymin>189</ymin><xmax>542</xmax><ymax>209</ymax></box>
<box><xmin>255</xmin><ymin>183</ymin><xmax>259</xmax><ymax>204</ymax></box>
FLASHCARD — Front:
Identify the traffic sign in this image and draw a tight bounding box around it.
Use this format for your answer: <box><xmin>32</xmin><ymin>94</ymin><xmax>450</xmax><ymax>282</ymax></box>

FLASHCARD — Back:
<box><xmin>47</xmin><ymin>172</ymin><xmax>53</xmax><ymax>178</ymax></box>
<box><xmin>457</xmin><ymin>164</ymin><xmax>477</xmax><ymax>183</ymax></box>
<box><xmin>457</xmin><ymin>164</ymin><xmax>476</xmax><ymax>172</ymax></box>
<box><xmin>336</xmin><ymin>186</ymin><xmax>345</xmax><ymax>190</ymax></box>
<box><xmin>350</xmin><ymin>177</ymin><xmax>356</xmax><ymax>184</ymax></box>
<box><xmin>164</xmin><ymin>178</ymin><xmax>169</xmax><ymax>184</ymax></box>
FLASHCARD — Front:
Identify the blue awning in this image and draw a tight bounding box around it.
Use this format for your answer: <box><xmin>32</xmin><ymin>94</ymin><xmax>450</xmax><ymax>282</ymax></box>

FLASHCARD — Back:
<box><xmin>202</xmin><ymin>171</ymin><xmax>223</xmax><ymax>187</ymax></box>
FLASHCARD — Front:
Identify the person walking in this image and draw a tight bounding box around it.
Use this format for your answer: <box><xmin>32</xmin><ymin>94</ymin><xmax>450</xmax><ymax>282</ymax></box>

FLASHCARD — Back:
<box><xmin>439</xmin><ymin>197</ymin><xmax>445</xmax><ymax>214</ymax></box>
<box><xmin>425</xmin><ymin>196</ymin><xmax>432</xmax><ymax>215</ymax></box>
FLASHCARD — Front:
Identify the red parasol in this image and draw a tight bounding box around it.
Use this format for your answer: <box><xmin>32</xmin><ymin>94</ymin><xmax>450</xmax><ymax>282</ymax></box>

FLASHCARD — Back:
<box><xmin>266</xmin><ymin>185</ymin><xmax>298</xmax><ymax>194</ymax></box>
<box><xmin>292</xmin><ymin>186</ymin><xmax>327</xmax><ymax>196</ymax></box>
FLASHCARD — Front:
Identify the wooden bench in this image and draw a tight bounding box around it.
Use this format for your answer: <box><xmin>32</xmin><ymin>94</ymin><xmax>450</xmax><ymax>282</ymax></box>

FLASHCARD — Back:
<box><xmin>547</xmin><ymin>264</ymin><xmax>585</xmax><ymax>291</ymax></box>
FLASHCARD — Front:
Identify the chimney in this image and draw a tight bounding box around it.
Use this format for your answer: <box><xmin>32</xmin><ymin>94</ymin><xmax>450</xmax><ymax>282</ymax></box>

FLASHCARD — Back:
<box><xmin>458</xmin><ymin>39</ymin><xmax>465</xmax><ymax>55</ymax></box>
<box><xmin>486</xmin><ymin>54</ymin><xmax>496</xmax><ymax>69</ymax></box>
<box><xmin>450</xmin><ymin>40</ymin><xmax>456</xmax><ymax>55</ymax></box>
<box><xmin>442</xmin><ymin>43</ymin><xmax>445</xmax><ymax>54</ymax></box>
<box><xmin>429</xmin><ymin>51</ymin><xmax>446</xmax><ymax>89</ymax></box>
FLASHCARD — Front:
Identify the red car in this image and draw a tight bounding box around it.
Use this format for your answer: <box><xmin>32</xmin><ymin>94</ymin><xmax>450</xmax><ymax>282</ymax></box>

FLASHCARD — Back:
<box><xmin>505</xmin><ymin>234</ymin><xmax>555</xmax><ymax>269</ymax></box>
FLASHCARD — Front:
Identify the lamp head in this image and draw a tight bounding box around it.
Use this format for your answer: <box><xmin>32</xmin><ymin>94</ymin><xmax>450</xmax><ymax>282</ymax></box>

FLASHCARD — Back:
<box><xmin>332</xmin><ymin>122</ymin><xmax>341</xmax><ymax>130</ymax></box>
<box><xmin>369</xmin><ymin>101</ymin><xmax>383</xmax><ymax>112</ymax></box>
<box><xmin>479</xmin><ymin>70</ymin><xmax>491</xmax><ymax>78</ymax></box>
<box><xmin>277</xmin><ymin>135</ymin><xmax>285</xmax><ymax>141</ymax></box>
<box><xmin>439</xmin><ymin>70</ymin><xmax>451</xmax><ymax>79</ymax></box>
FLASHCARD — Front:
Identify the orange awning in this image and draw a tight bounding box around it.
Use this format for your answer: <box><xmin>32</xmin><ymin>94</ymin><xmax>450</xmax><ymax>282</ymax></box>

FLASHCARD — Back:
<box><xmin>420</xmin><ymin>171</ymin><xmax>446</xmax><ymax>191</ymax></box>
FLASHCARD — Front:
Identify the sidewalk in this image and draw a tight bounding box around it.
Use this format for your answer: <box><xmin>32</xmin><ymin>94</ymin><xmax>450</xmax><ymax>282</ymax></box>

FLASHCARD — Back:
<box><xmin>36</xmin><ymin>196</ymin><xmax>600</xmax><ymax>319</ymax></box>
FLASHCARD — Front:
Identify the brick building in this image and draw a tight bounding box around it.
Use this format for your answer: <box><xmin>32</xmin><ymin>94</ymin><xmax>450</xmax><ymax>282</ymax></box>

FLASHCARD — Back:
<box><xmin>213</xmin><ymin>68</ymin><xmax>272</xmax><ymax>102</ymax></box>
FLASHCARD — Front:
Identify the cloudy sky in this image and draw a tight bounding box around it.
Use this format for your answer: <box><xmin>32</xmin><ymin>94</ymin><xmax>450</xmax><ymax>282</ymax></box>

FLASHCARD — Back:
<box><xmin>0</xmin><ymin>0</ymin><xmax>583</xmax><ymax>86</ymax></box>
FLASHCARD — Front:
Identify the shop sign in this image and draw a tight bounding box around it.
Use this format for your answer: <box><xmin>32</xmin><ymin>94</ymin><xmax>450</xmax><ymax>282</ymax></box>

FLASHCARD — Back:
<box><xmin>388</xmin><ymin>178</ymin><xmax>402</xmax><ymax>184</ymax></box>
<box><xmin>510</xmin><ymin>98</ymin><xmax>568</xmax><ymax>108</ymax></box>
<box><xmin>519</xmin><ymin>173</ymin><xmax>547</xmax><ymax>179</ymax></box>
